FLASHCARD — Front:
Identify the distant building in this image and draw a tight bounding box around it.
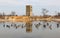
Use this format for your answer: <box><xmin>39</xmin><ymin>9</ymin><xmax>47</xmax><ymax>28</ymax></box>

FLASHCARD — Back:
<box><xmin>26</xmin><ymin>5</ymin><xmax>32</xmax><ymax>16</ymax></box>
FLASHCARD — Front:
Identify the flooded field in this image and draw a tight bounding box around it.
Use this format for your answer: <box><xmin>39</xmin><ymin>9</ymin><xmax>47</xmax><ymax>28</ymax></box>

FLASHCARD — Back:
<box><xmin>0</xmin><ymin>21</ymin><xmax>60</xmax><ymax>38</ymax></box>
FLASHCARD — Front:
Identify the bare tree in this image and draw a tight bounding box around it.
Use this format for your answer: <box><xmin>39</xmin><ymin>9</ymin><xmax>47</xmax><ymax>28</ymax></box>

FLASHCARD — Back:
<box><xmin>11</xmin><ymin>11</ymin><xmax>16</xmax><ymax>16</ymax></box>
<box><xmin>42</xmin><ymin>8</ymin><xmax>49</xmax><ymax>16</ymax></box>
<box><xmin>3</xmin><ymin>12</ymin><xmax>5</xmax><ymax>16</ymax></box>
<box><xmin>0</xmin><ymin>13</ymin><xmax>2</xmax><ymax>16</ymax></box>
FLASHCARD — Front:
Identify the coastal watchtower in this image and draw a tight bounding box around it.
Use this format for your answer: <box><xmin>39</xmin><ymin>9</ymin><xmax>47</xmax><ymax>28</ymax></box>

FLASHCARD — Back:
<box><xmin>26</xmin><ymin>5</ymin><xmax>32</xmax><ymax>16</ymax></box>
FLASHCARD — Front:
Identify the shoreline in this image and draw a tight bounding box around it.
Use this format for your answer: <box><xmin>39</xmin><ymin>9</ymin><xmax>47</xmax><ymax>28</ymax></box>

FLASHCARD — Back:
<box><xmin>0</xmin><ymin>18</ymin><xmax>60</xmax><ymax>22</ymax></box>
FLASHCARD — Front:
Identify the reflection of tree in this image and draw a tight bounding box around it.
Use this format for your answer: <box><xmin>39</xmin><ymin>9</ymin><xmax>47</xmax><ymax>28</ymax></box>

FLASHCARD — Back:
<box><xmin>35</xmin><ymin>25</ymin><xmax>40</xmax><ymax>29</ymax></box>
<box><xmin>49</xmin><ymin>25</ymin><xmax>52</xmax><ymax>30</ymax></box>
<box><xmin>6</xmin><ymin>25</ymin><xmax>10</xmax><ymax>28</ymax></box>
<box><xmin>43</xmin><ymin>25</ymin><xmax>46</xmax><ymax>28</ymax></box>
<box><xmin>57</xmin><ymin>24</ymin><xmax>59</xmax><ymax>28</ymax></box>
<box><xmin>35</xmin><ymin>23</ymin><xmax>41</xmax><ymax>29</ymax></box>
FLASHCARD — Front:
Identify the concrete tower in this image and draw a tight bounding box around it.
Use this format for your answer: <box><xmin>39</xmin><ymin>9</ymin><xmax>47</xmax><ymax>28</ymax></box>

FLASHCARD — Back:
<box><xmin>26</xmin><ymin>5</ymin><xmax>32</xmax><ymax>16</ymax></box>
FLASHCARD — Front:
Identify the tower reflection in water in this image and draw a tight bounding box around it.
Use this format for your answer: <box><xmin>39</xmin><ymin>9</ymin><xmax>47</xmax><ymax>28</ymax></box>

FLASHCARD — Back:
<box><xmin>26</xmin><ymin>22</ymin><xmax>32</xmax><ymax>32</ymax></box>
<box><xmin>2</xmin><ymin>21</ymin><xmax>60</xmax><ymax>33</ymax></box>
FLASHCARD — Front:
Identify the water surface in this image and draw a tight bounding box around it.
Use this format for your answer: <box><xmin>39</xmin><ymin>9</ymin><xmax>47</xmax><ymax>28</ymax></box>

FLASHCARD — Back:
<box><xmin>0</xmin><ymin>21</ymin><xmax>60</xmax><ymax>38</ymax></box>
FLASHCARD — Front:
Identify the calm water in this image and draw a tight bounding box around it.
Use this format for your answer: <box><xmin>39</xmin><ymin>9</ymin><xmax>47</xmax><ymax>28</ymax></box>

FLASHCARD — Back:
<box><xmin>0</xmin><ymin>21</ymin><xmax>60</xmax><ymax>38</ymax></box>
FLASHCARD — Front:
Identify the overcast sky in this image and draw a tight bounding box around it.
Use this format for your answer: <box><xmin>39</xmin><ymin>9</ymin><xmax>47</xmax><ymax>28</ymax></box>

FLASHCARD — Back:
<box><xmin>0</xmin><ymin>0</ymin><xmax>60</xmax><ymax>16</ymax></box>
